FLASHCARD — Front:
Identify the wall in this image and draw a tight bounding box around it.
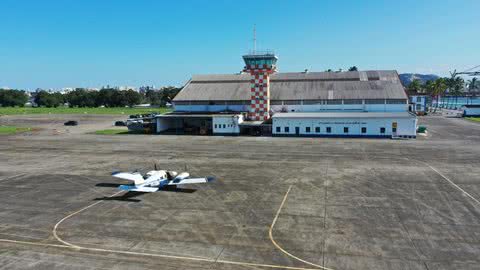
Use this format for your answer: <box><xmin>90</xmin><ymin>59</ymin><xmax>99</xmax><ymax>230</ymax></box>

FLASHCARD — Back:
<box><xmin>410</xmin><ymin>96</ymin><xmax>427</xmax><ymax>112</ymax></box>
<box><xmin>272</xmin><ymin>117</ymin><xmax>417</xmax><ymax>137</ymax></box>
<box><xmin>156</xmin><ymin>118</ymin><xmax>184</xmax><ymax>133</ymax></box>
<box><xmin>174</xmin><ymin>104</ymin><xmax>248</xmax><ymax>112</ymax></box>
<box><xmin>463</xmin><ymin>107</ymin><xmax>480</xmax><ymax>116</ymax></box>
<box><xmin>212</xmin><ymin>115</ymin><xmax>243</xmax><ymax>134</ymax></box>
<box><xmin>175</xmin><ymin>102</ymin><xmax>408</xmax><ymax>114</ymax></box>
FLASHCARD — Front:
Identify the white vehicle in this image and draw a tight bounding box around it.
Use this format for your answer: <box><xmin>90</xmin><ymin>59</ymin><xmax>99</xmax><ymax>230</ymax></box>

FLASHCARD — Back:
<box><xmin>111</xmin><ymin>165</ymin><xmax>214</xmax><ymax>192</ymax></box>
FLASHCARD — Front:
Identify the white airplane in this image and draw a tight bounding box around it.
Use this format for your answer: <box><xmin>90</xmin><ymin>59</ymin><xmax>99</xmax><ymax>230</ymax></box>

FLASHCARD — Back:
<box><xmin>111</xmin><ymin>165</ymin><xmax>214</xmax><ymax>193</ymax></box>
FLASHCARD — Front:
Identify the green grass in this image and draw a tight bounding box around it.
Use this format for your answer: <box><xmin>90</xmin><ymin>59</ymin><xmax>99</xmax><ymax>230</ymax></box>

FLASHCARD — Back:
<box><xmin>466</xmin><ymin>117</ymin><xmax>480</xmax><ymax>122</ymax></box>
<box><xmin>0</xmin><ymin>125</ymin><xmax>32</xmax><ymax>135</ymax></box>
<box><xmin>94</xmin><ymin>129</ymin><xmax>131</xmax><ymax>135</ymax></box>
<box><xmin>0</xmin><ymin>107</ymin><xmax>171</xmax><ymax>115</ymax></box>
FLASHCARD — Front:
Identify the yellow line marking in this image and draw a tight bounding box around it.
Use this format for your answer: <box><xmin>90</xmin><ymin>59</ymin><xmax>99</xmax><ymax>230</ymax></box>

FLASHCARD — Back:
<box><xmin>269</xmin><ymin>185</ymin><xmax>334</xmax><ymax>270</ymax></box>
<box><xmin>48</xmin><ymin>188</ymin><xmax>320</xmax><ymax>270</ymax></box>
<box><xmin>52</xmin><ymin>190</ymin><xmax>124</xmax><ymax>249</ymax></box>
<box><xmin>0</xmin><ymin>238</ymin><xmax>320</xmax><ymax>270</ymax></box>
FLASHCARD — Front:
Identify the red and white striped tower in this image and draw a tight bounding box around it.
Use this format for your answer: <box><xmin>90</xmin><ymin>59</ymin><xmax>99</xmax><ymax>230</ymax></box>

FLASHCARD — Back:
<box><xmin>243</xmin><ymin>53</ymin><xmax>278</xmax><ymax>121</ymax></box>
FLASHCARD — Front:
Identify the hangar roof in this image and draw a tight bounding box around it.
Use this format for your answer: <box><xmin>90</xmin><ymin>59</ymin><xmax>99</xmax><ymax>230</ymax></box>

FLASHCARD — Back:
<box><xmin>173</xmin><ymin>70</ymin><xmax>407</xmax><ymax>102</ymax></box>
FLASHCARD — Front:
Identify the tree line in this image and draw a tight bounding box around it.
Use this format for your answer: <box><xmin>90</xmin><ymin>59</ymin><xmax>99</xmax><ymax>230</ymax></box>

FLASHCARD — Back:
<box><xmin>406</xmin><ymin>75</ymin><xmax>479</xmax><ymax>97</ymax></box>
<box><xmin>0</xmin><ymin>87</ymin><xmax>182</xmax><ymax>108</ymax></box>
<box><xmin>0</xmin><ymin>89</ymin><xmax>29</xmax><ymax>107</ymax></box>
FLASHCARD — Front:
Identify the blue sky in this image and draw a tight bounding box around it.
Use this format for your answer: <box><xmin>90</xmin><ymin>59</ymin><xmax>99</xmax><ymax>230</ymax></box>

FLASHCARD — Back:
<box><xmin>1</xmin><ymin>0</ymin><xmax>479</xmax><ymax>90</ymax></box>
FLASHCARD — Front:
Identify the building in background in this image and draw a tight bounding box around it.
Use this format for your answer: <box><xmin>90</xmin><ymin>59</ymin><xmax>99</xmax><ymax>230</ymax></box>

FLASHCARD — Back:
<box><xmin>156</xmin><ymin>52</ymin><xmax>417</xmax><ymax>138</ymax></box>
<box><xmin>462</xmin><ymin>104</ymin><xmax>480</xmax><ymax>117</ymax></box>
<box><xmin>409</xmin><ymin>94</ymin><xmax>428</xmax><ymax>114</ymax></box>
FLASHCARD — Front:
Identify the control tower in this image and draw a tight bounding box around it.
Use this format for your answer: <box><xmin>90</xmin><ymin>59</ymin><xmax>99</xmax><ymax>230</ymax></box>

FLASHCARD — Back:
<box><xmin>243</xmin><ymin>52</ymin><xmax>278</xmax><ymax>121</ymax></box>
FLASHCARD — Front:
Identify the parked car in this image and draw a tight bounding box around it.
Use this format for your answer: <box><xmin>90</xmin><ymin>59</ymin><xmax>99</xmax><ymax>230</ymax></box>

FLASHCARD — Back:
<box><xmin>64</xmin><ymin>120</ymin><xmax>78</xmax><ymax>126</ymax></box>
<box><xmin>114</xmin><ymin>121</ymin><xmax>126</xmax><ymax>127</ymax></box>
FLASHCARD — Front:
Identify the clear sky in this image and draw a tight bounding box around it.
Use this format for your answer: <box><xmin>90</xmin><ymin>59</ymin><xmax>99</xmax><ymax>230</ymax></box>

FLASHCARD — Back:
<box><xmin>1</xmin><ymin>0</ymin><xmax>479</xmax><ymax>90</ymax></box>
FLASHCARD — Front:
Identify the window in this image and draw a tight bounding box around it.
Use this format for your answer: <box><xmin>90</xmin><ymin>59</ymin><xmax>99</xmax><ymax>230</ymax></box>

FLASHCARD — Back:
<box><xmin>214</xmin><ymin>124</ymin><xmax>217</xmax><ymax>128</ymax></box>
<box><xmin>315</xmin><ymin>127</ymin><xmax>320</xmax><ymax>133</ymax></box>
<box><xmin>285</xmin><ymin>127</ymin><xmax>289</xmax><ymax>133</ymax></box>
<box><xmin>326</xmin><ymin>99</ymin><xmax>342</xmax><ymax>105</ymax></box>
<box><xmin>306</xmin><ymin>127</ymin><xmax>311</xmax><ymax>133</ymax></box>
<box><xmin>276</xmin><ymin>126</ymin><xmax>281</xmax><ymax>133</ymax></box>
<box><xmin>416</xmin><ymin>104</ymin><xmax>422</xmax><ymax>111</ymax></box>
<box><xmin>223</xmin><ymin>124</ymin><xmax>226</xmax><ymax>129</ymax></box>
<box><xmin>386</xmin><ymin>99</ymin><xmax>407</xmax><ymax>104</ymax></box>
<box><xmin>380</xmin><ymin>127</ymin><xmax>385</xmax><ymax>134</ymax></box>
<box><xmin>343</xmin><ymin>99</ymin><xmax>362</xmax><ymax>105</ymax></box>
<box><xmin>392</xmin><ymin>127</ymin><xmax>397</xmax><ymax>133</ymax></box>
<box><xmin>416</xmin><ymin>97</ymin><xmax>421</xmax><ymax>102</ymax></box>
<box><xmin>361</xmin><ymin>127</ymin><xmax>367</xmax><ymax>134</ymax></box>
<box><xmin>326</xmin><ymin>127</ymin><xmax>331</xmax><ymax>133</ymax></box>
<box><xmin>365</xmin><ymin>99</ymin><xmax>385</xmax><ymax>104</ymax></box>
<box><xmin>344</xmin><ymin>127</ymin><xmax>349</xmax><ymax>133</ymax></box>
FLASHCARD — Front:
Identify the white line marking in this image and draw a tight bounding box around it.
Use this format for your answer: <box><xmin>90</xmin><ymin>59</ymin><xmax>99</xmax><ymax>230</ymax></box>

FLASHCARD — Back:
<box><xmin>427</xmin><ymin>164</ymin><xmax>480</xmax><ymax>206</ymax></box>
<box><xmin>269</xmin><ymin>185</ymin><xmax>333</xmax><ymax>270</ymax></box>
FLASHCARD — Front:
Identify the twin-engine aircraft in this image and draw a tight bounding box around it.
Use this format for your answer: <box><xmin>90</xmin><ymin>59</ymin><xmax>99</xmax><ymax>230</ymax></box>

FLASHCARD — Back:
<box><xmin>111</xmin><ymin>165</ymin><xmax>214</xmax><ymax>193</ymax></box>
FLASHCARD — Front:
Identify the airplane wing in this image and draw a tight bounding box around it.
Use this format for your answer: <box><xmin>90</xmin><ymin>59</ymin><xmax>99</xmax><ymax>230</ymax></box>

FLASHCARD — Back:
<box><xmin>112</xmin><ymin>172</ymin><xmax>144</xmax><ymax>185</ymax></box>
<box><xmin>119</xmin><ymin>185</ymin><xmax>158</xmax><ymax>193</ymax></box>
<box><xmin>167</xmin><ymin>176</ymin><xmax>215</xmax><ymax>185</ymax></box>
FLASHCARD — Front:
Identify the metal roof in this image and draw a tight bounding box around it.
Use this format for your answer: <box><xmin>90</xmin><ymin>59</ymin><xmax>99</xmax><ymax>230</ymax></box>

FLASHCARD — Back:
<box><xmin>174</xmin><ymin>70</ymin><xmax>407</xmax><ymax>102</ymax></box>
<box><xmin>272</xmin><ymin>112</ymin><xmax>415</xmax><ymax>119</ymax></box>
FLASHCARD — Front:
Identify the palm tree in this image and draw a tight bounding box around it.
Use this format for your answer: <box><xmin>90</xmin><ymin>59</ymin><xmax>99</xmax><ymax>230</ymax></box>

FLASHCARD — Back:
<box><xmin>445</xmin><ymin>75</ymin><xmax>464</xmax><ymax>109</ymax></box>
<box><xmin>426</xmin><ymin>78</ymin><xmax>447</xmax><ymax>112</ymax></box>
<box><xmin>467</xmin><ymin>77</ymin><xmax>478</xmax><ymax>92</ymax></box>
<box><xmin>407</xmin><ymin>79</ymin><xmax>423</xmax><ymax>93</ymax></box>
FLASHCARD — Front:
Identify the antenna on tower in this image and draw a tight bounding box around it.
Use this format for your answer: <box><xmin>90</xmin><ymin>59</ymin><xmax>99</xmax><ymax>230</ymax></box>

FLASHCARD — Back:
<box><xmin>253</xmin><ymin>24</ymin><xmax>256</xmax><ymax>54</ymax></box>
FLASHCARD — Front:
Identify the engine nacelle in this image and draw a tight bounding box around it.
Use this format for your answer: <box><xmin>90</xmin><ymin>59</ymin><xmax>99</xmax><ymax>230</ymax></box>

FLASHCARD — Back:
<box><xmin>174</xmin><ymin>172</ymin><xmax>190</xmax><ymax>180</ymax></box>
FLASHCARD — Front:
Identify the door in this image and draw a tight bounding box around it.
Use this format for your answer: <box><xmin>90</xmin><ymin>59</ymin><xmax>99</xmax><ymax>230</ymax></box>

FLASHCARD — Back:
<box><xmin>295</xmin><ymin>127</ymin><xmax>300</xmax><ymax>136</ymax></box>
<box><xmin>392</xmin><ymin>122</ymin><xmax>398</xmax><ymax>136</ymax></box>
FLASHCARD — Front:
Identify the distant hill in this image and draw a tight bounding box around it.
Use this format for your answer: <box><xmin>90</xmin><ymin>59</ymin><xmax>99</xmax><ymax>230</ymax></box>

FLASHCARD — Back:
<box><xmin>399</xmin><ymin>73</ymin><xmax>439</xmax><ymax>86</ymax></box>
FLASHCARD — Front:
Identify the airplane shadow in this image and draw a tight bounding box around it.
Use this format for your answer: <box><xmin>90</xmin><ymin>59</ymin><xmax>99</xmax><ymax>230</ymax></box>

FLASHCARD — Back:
<box><xmin>161</xmin><ymin>186</ymin><xmax>197</xmax><ymax>193</ymax></box>
<box><xmin>94</xmin><ymin>191</ymin><xmax>145</xmax><ymax>202</ymax></box>
<box><xmin>93</xmin><ymin>184</ymin><xmax>197</xmax><ymax>202</ymax></box>
<box><xmin>95</xmin><ymin>183</ymin><xmax>123</xmax><ymax>188</ymax></box>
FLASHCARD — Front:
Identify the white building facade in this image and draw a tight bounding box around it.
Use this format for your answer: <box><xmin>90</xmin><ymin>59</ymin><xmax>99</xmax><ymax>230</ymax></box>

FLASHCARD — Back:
<box><xmin>462</xmin><ymin>105</ymin><xmax>480</xmax><ymax>116</ymax></box>
<box><xmin>272</xmin><ymin>112</ymin><xmax>417</xmax><ymax>138</ymax></box>
<box><xmin>212</xmin><ymin>115</ymin><xmax>244</xmax><ymax>135</ymax></box>
<box><xmin>409</xmin><ymin>95</ymin><xmax>427</xmax><ymax>113</ymax></box>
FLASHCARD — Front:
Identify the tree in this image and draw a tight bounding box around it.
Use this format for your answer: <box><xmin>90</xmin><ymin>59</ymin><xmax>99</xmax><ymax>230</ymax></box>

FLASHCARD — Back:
<box><xmin>348</xmin><ymin>66</ymin><xmax>358</xmax><ymax>71</ymax></box>
<box><xmin>34</xmin><ymin>91</ymin><xmax>64</xmax><ymax>107</ymax></box>
<box><xmin>407</xmin><ymin>79</ymin><xmax>423</xmax><ymax>93</ymax></box>
<box><xmin>467</xmin><ymin>78</ymin><xmax>478</xmax><ymax>92</ymax></box>
<box><xmin>445</xmin><ymin>75</ymin><xmax>464</xmax><ymax>95</ymax></box>
<box><xmin>95</xmin><ymin>88</ymin><xmax>115</xmax><ymax>107</ymax></box>
<box><xmin>0</xmin><ymin>89</ymin><xmax>28</xmax><ymax>107</ymax></box>
<box><xmin>65</xmin><ymin>88</ymin><xmax>97</xmax><ymax>107</ymax></box>
<box><xmin>145</xmin><ymin>89</ymin><xmax>162</xmax><ymax>105</ymax></box>
<box><xmin>444</xmin><ymin>75</ymin><xmax>464</xmax><ymax>109</ymax></box>
<box><xmin>425</xmin><ymin>78</ymin><xmax>447</xmax><ymax>112</ymax></box>
<box><xmin>124</xmin><ymin>89</ymin><xmax>143</xmax><ymax>107</ymax></box>
<box><xmin>160</xmin><ymin>86</ymin><xmax>182</xmax><ymax>106</ymax></box>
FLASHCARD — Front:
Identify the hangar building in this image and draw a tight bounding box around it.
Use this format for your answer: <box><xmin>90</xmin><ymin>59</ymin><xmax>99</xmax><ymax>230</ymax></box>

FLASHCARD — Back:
<box><xmin>156</xmin><ymin>52</ymin><xmax>417</xmax><ymax>138</ymax></box>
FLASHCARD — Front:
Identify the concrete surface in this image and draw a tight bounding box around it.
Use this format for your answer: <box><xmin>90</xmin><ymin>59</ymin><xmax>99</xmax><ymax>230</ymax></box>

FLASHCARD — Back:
<box><xmin>0</xmin><ymin>114</ymin><xmax>479</xmax><ymax>270</ymax></box>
